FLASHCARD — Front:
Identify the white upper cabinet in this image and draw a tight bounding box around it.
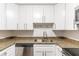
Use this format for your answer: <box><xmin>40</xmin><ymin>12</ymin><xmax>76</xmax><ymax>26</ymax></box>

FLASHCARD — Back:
<box><xmin>43</xmin><ymin>5</ymin><xmax>54</xmax><ymax>23</ymax></box>
<box><xmin>33</xmin><ymin>5</ymin><xmax>54</xmax><ymax>23</ymax></box>
<box><xmin>0</xmin><ymin>3</ymin><xmax>77</xmax><ymax>30</ymax></box>
<box><xmin>0</xmin><ymin>4</ymin><xmax>6</xmax><ymax>30</ymax></box>
<box><xmin>54</xmin><ymin>3</ymin><xmax>66</xmax><ymax>30</ymax></box>
<box><xmin>54</xmin><ymin>3</ymin><xmax>79</xmax><ymax>30</ymax></box>
<box><xmin>33</xmin><ymin>5</ymin><xmax>43</xmax><ymax>23</ymax></box>
<box><xmin>6</xmin><ymin>4</ymin><xmax>18</xmax><ymax>30</ymax></box>
<box><xmin>19</xmin><ymin>5</ymin><xmax>33</xmax><ymax>30</ymax></box>
<box><xmin>65</xmin><ymin>3</ymin><xmax>79</xmax><ymax>30</ymax></box>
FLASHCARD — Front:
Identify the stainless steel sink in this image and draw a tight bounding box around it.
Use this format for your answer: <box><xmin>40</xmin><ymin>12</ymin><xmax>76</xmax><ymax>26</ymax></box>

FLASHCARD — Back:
<box><xmin>34</xmin><ymin>39</ymin><xmax>53</xmax><ymax>43</ymax></box>
<box><xmin>34</xmin><ymin>31</ymin><xmax>53</xmax><ymax>43</ymax></box>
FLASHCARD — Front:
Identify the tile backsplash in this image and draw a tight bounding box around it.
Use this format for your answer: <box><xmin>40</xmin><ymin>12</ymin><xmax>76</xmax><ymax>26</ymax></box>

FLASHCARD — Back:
<box><xmin>0</xmin><ymin>30</ymin><xmax>79</xmax><ymax>41</ymax></box>
<box><xmin>64</xmin><ymin>30</ymin><xmax>79</xmax><ymax>41</ymax></box>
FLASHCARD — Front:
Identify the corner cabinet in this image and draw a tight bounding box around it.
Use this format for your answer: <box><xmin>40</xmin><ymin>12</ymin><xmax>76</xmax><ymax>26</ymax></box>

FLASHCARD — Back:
<box><xmin>65</xmin><ymin>3</ymin><xmax>79</xmax><ymax>30</ymax></box>
<box><xmin>54</xmin><ymin>3</ymin><xmax>78</xmax><ymax>30</ymax></box>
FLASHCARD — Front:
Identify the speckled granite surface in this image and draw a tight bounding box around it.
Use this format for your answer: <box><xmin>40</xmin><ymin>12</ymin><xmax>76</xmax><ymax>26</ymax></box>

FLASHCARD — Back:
<box><xmin>0</xmin><ymin>37</ymin><xmax>79</xmax><ymax>51</ymax></box>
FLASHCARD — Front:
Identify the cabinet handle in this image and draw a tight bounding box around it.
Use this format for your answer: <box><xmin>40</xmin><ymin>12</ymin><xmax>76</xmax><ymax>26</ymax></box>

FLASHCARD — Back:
<box><xmin>42</xmin><ymin>16</ymin><xmax>45</xmax><ymax>23</ymax></box>
<box><xmin>26</xmin><ymin>24</ymin><xmax>27</xmax><ymax>30</ymax></box>
<box><xmin>24</xmin><ymin>24</ymin><xmax>25</xmax><ymax>30</ymax></box>
<box><xmin>17</xmin><ymin>24</ymin><xmax>19</xmax><ymax>30</ymax></box>
<box><xmin>42</xmin><ymin>51</ymin><xmax>44</xmax><ymax>56</ymax></box>
<box><xmin>45</xmin><ymin>51</ymin><xmax>46</xmax><ymax>56</ymax></box>
<box><xmin>73</xmin><ymin>20</ymin><xmax>76</xmax><ymax>30</ymax></box>
<box><xmin>44</xmin><ymin>16</ymin><xmax>45</xmax><ymax>23</ymax></box>
<box><xmin>42</xmin><ymin>16</ymin><xmax>43</xmax><ymax>23</ymax></box>
<box><xmin>54</xmin><ymin>23</ymin><xmax>56</xmax><ymax>29</ymax></box>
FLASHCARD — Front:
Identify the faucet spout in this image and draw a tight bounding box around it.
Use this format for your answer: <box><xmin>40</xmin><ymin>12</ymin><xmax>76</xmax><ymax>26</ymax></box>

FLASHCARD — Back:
<box><xmin>42</xmin><ymin>31</ymin><xmax>48</xmax><ymax>42</ymax></box>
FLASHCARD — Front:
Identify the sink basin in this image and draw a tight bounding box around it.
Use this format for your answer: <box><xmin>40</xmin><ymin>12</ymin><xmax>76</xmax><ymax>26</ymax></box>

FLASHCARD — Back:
<box><xmin>34</xmin><ymin>39</ymin><xmax>53</xmax><ymax>43</ymax></box>
<box><xmin>34</xmin><ymin>39</ymin><xmax>42</xmax><ymax>42</ymax></box>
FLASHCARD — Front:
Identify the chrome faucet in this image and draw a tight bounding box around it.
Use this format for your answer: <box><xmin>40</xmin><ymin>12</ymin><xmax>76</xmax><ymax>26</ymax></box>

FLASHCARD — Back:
<box><xmin>42</xmin><ymin>31</ymin><xmax>48</xmax><ymax>42</ymax></box>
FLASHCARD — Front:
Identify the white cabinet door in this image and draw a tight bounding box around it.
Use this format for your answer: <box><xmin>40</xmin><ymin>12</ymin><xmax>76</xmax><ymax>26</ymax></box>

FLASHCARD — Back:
<box><xmin>25</xmin><ymin>5</ymin><xmax>33</xmax><ymax>30</ymax></box>
<box><xmin>33</xmin><ymin>5</ymin><xmax>43</xmax><ymax>23</ymax></box>
<box><xmin>45</xmin><ymin>45</ymin><xmax>62</xmax><ymax>56</ymax></box>
<box><xmin>33</xmin><ymin>44</ymin><xmax>62</xmax><ymax>56</ymax></box>
<box><xmin>33</xmin><ymin>47</ymin><xmax>44</xmax><ymax>56</ymax></box>
<box><xmin>18</xmin><ymin>5</ymin><xmax>26</xmax><ymax>30</ymax></box>
<box><xmin>55</xmin><ymin>45</ymin><xmax>62</xmax><ymax>56</ymax></box>
<box><xmin>33</xmin><ymin>5</ymin><xmax>54</xmax><ymax>23</ymax></box>
<box><xmin>54</xmin><ymin>3</ymin><xmax>65</xmax><ymax>30</ymax></box>
<box><xmin>0</xmin><ymin>48</ymin><xmax>7</xmax><ymax>56</ymax></box>
<box><xmin>7</xmin><ymin>44</ymin><xmax>15</xmax><ymax>56</ymax></box>
<box><xmin>6</xmin><ymin>4</ymin><xmax>18</xmax><ymax>30</ymax></box>
<box><xmin>45</xmin><ymin>45</ymin><xmax>56</xmax><ymax>56</ymax></box>
<box><xmin>65</xmin><ymin>3</ymin><xmax>79</xmax><ymax>30</ymax></box>
<box><xmin>0</xmin><ymin>4</ymin><xmax>6</xmax><ymax>30</ymax></box>
<box><xmin>0</xmin><ymin>44</ymin><xmax>15</xmax><ymax>56</ymax></box>
<box><xmin>18</xmin><ymin>5</ymin><xmax>33</xmax><ymax>30</ymax></box>
<box><xmin>33</xmin><ymin>44</ymin><xmax>44</xmax><ymax>56</ymax></box>
<box><xmin>43</xmin><ymin>5</ymin><xmax>54</xmax><ymax>23</ymax></box>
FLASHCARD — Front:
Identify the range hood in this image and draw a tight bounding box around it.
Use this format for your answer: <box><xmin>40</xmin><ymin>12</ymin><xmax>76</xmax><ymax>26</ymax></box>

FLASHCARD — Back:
<box><xmin>33</xmin><ymin>23</ymin><xmax>54</xmax><ymax>28</ymax></box>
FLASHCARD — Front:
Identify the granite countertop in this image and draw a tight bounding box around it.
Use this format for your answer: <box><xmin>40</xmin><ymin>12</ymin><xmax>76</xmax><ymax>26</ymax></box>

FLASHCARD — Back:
<box><xmin>15</xmin><ymin>37</ymin><xmax>79</xmax><ymax>48</ymax></box>
<box><xmin>0</xmin><ymin>37</ymin><xmax>79</xmax><ymax>51</ymax></box>
<box><xmin>0</xmin><ymin>38</ymin><xmax>15</xmax><ymax>51</ymax></box>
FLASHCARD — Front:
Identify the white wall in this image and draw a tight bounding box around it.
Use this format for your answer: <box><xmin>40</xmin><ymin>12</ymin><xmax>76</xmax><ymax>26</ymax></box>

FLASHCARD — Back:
<box><xmin>0</xmin><ymin>30</ymin><xmax>13</xmax><ymax>39</ymax></box>
<box><xmin>12</xmin><ymin>30</ymin><xmax>33</xmax><ymax>37</ymax></box>
<box><xmin>11</xmin><ymin>30</ymin><xmax>65</xmax><ymax>37</ymax></box>
<box><xmin>1</xmin><ymin>30</ymin><xmax>79</xmax><ymax>41</ymax></box>
<box><xmin>33</xmin><ymin>29</ymin><xmax>65</xmax><ymax>37</ymax></box>
<box><xmin>33</xmin><ymin>29</ymin><xmax>56</xmax><ymax>37</ymax></box>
